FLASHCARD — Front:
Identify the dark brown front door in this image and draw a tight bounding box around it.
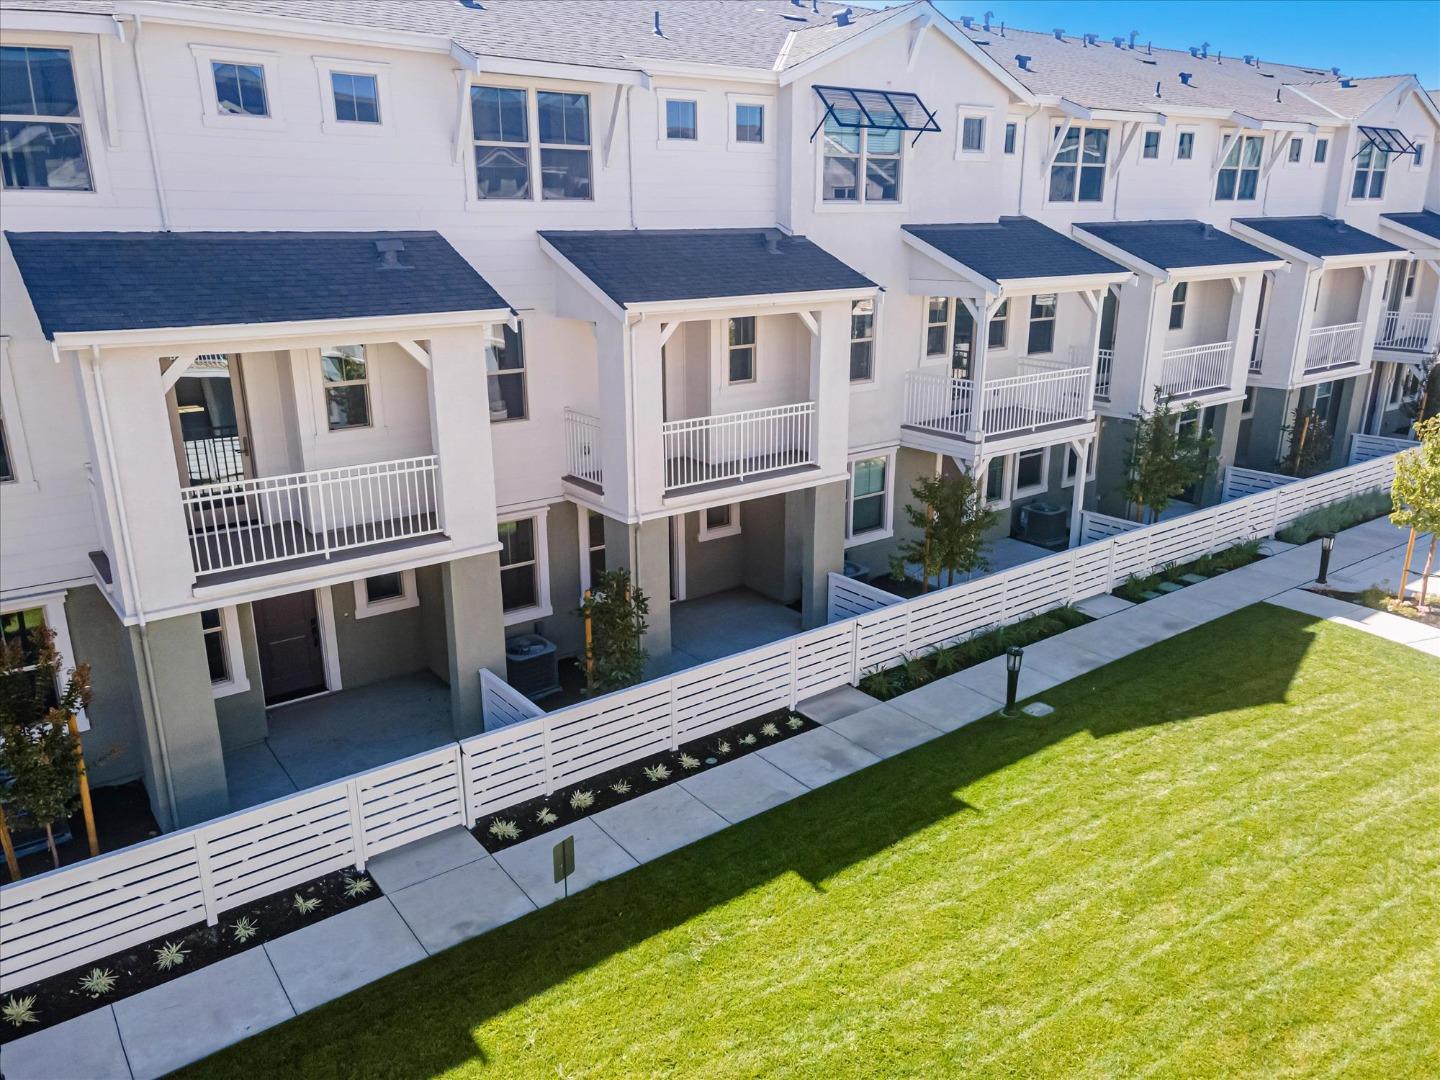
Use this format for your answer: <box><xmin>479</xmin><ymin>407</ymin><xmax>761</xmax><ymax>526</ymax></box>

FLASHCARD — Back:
<box><xmin>252</xmin><ymin>591</ymin><xmax>327</xmax><ymax>705</ymax></box>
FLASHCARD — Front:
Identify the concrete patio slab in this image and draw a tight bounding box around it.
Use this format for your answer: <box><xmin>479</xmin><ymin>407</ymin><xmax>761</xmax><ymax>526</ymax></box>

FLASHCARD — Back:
<box><xmin>263</xmin><ymin>898</ymin><xmax>425</xmax><ymax>1014</ymax></box>
<box><xmin>112</xmin><ymin>948</ymin><xmax>293</xmax><ymax>1080</ymax></box>
<box><xmin>386</xmin><ymin>855</ymin><xmax>536</xmax><ymax>954</ymax></box>
<box><xmin>667</xmin><ymin>588</ymin><xmax>802</xmax><ymax>672</ymax></box>
<box><xmin>1074</xmin><ymin>592</ymin><xmax>1134</xmax><ymax>619</ymax></box>
<box><xmin>591</xmin><ymin>784</ymin><xmax>728</xmax><ymax>864</ymax></box>
<box><xmin>367</xmin><ymin>826</ymin><xmax>488</xmax><ymax>893</ymax></box>
<box><xmin>796</xmin><ymin>685</ymin><xmax>881</xmax><ymax>725</ymax></box>
<box><xmin>887</xmin><ymin>678</ymin><xmax>1000</xmax><ymax>732</ymax></box>
<box><xmin>223</xmin><ymin>742</ymin><xmax>297</xmax><ymax>812</ymax></box>
<box><xmin>757</xmin><ymin>725</ymin><xmax>881</xmax><ymax>788</ymax></box>
<box><xmin>826</xmin><ymin>703</ymin><xmax>944</xmax><ymax>759</ymax></box>
<box><xmin>680</xmin><ymin>753</ymin><xmax>809</xmax><ymax>822</ymax></box>
<box><xmin>1</xmin><ymin>1005</ymin><xmax>131</xmax><ymax>1080</ymax></box>
<box><xmin>492</xmin><ymin>817</ymin><xmax>638</xmax><ymax>908</ymax></box>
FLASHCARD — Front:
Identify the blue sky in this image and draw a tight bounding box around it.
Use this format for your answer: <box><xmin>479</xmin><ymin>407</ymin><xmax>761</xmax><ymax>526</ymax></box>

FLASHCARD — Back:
<box><xmin>860</xmin><ymin>2</ymin><xmax>1440</xmax><ymax>86</ymax></box>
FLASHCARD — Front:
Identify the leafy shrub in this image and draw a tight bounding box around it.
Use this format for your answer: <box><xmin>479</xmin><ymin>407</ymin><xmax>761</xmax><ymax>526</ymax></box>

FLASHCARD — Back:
<box><xmin>1277</xmin><ymin>491</ymin><xmax>1390</xmax><ymax>545</ymax></box>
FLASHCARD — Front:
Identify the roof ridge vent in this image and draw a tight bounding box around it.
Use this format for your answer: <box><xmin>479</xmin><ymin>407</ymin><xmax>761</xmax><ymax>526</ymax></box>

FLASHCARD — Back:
<box><xmin>959</xmin><ymin>15</ymin><xmax>975</xmax><ymax>28</ymax></box>
<box><xmin>1243</xmin><ymin>54</ymin><xmax>1254</xmax><ymax>65</ymax></box>
<box><xmin>835</xmin><ymin>6</ymin><xmax>853</xmax><ymax>26</ymax></box>
<box><xmin>1083</xmin><ymin>33</ymin><xmax>1098</xmax><ymax>46</ymax></box>
<box><xmin>983</xmin><ymin>10</ymin><xmax>993</xmax><ymax>31</ymax></box>
<box><xmin>1331</xmin><ymin>66</ymin><xmax>1341</xmax><ymax>76</ymax></box>
<box><xmin>1128</xmin><ymin>30</ymin><xmax>1139</xmax><ymax>49</ymax></box>
<box><xmin>1339</xmin><ymin>77</ymin><xmax>1355</xmax><ymax>88</ymax></box>
<box><xmin>375</xmin><ymin>238</ymin><xmax>409</xmax><ymax>270</ymax></box>
<box><xmin>1188</xmin><ymin>46</ymin><xmax>1200</xmax><ymax>58</ymax></box>
<box><xmin>1015</xmin><ymin>54</ymin><xmax>1032</xmax><ymax>71</ymax></box>
<box><xmin>1112</xmin><ymin>36</ymin><xmax>1126</xmax><ymax>48</ymax></box>
<box><xmin>653</xmin><ymin>10</ymin><xmax>663</xmax><ymax>36</ymax></box>
<box><xmin>1179</xmin><ymin>72</ymin><xmax>1193</xmax><ymax>86</ymax></box>
<box><xmin>1052</xmin><ymin>27</ymin><xmax>1065</xmax><ymax>41</ymax></box>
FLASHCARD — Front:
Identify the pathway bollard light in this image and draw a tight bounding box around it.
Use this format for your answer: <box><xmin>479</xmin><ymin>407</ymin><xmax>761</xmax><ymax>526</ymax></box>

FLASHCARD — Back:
<box><xmin>1003</xmin><ymin>646</ymin><xmax>1024</xmax><ymax>716</ymax></box>
<box><xmin>1317</xmin><ymin>534</ymin><xmax>1335</xmax><ymax>585</ymax></box>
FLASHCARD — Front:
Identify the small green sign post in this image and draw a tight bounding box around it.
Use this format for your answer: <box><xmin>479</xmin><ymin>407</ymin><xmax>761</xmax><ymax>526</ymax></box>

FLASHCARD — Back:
<box><xmin>553</xmin><ymin>834</ymin><xmax>576</xmax><ymax>899</ymax></box>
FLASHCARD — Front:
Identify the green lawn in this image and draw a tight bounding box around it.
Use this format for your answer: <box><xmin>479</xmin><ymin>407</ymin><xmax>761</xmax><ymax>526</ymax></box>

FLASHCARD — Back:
<box><xmin>184</xmin><ymin>604</ymin><xmax>1440</xmax><ymax>1079</ymax></box>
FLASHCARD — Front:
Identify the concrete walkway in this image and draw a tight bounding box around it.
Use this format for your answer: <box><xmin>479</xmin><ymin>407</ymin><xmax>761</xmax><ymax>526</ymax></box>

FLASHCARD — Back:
<box><xmin>7</xmin><ymin>517</ymin><xmax>1426</xmax><ymax>1080</ymax></box>
<box><xmin>1272</xmin><ymin>588</ymin><xmax>1440</xmax><ymax>657</ymax></box>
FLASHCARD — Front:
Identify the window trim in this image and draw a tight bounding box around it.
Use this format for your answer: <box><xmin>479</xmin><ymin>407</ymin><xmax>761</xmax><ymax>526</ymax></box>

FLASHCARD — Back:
<box><xmin>1313</xmin><ymin>137</ymin><xmax>1329</xmax><ymax>164</ymax></box>
<box><xmin>1287</xmin><ymin>135</ymin><xmax>1305</xmax><ymax>164</ymax></box>
<box><xmin>1</xmin><ymin>593</ymin><xmax>89</xmax><ymax>727</ymax></box>
<box><xmin>0</xmin><ymin>337</ymin><xmax>36</xmax><ymax>491</ymax></box>
<box><xmin>658</xmin><ymin>89</ymin><xmax>702</xmax><ymax>146</ymax></box>
<box><xmin>1411</xmin><ymin>139</ymin><xmax>1427</xmax><ymax>171</ymax></box>
<box><xmin>190</xmin><ymin>44</ymin><xmax>284</xmax><ymax>130</ymax></box>
<box><xmin>698</xmin><ymin>502</ymin><xmax>741</xmax><ymax>541</ymax></box>
<box><xmin>1349</xmin><ymin>140</ymin><xmax>1389</xmax><ymax>201</ymax></box>
<box><xmin>1002</xmin><ymin>118</ymin><xmax>1018</xmax><ymax>155</ymax></box>
<box><xmin>485</xmin><ymin>320</ymin><xmax>529</xmax><ymax>423</ymax></box>
<box><xmin>1175</xmin><ymin>125</ymin><xmax>1197</xmax><ymax>162</ymax></box>
<box><xmin>849</xmin><ymin>297</ymin><xmax>876</xmax><ymax>383</ymax></box>
<box><xmin>727</xmin><ymin>93</ymin><xmax>772</xmax><ymax>151</ymax></box>
<box><xmin>319</xmin><ymin>344</ymin><xmax>374</xmax><ymax>432</ymax></box>
<box><xmin>498</xmin><ymin>509</ymin><xmax>552</xmax><ymax>626</ymax></box>
<box><xmin>1214</xmin><ymin>132</ymin><xmax>1263</xmax><ymax>202</ymax></box>
<box><xmin>577</xmin><ymin>507</ymin><xmax>606</xmax><ymax>597</ymax></box>
<box><xmin>988</xmin><ymin>298</ymin><xmax>1010</xmax><ymax>351</ymax></box>
<box><xmin>352</xmin><ymin>569</ymin><xmax>418</xmax><ymax>619</ymax></box>
<box><xmin>1060</xmin><ymin>440</ymin><xmax>1099</xmax><ymax>489</ymax></box>
<box><xmin>1048</xmin><ymin>122</ymin><xmax>1110</xmax><ymax>203</ymax></box>
<box><xmin>844</xmin><ymin>449</ymin><xmax>896</xmax><ymax>547</ymax></box>
<box><xmin>726</xmin><ymin>315</ymin><xmax>757</xmax><ymax>385</ymax></box>
<box><xmin>1026</xmin><ymin>294</ymin><xmax>1057</xmax><ymax>356</ymax></box>
<box><xmin>955</xmin><ymin>108</ymin><xmax>991</xmax><ymax>159</ymax></box>
<box><xmin>312</xmin><ymin>55</ymin><xmax>391</xmax><ymax>136</ymax></box>
<box><xmin>1</xmin><ymin>40</ymin><xmax>103</xmax><ymax>198</ymax></box>
<box><xmin>1140</xmin><ymin>127</ymin><xmax>1162</xmax><ymax>161</ymax></box>
<box><xmin>982</xmin><ymin>454</ymin><xmax>1012</xmax><ymax>511</ymax></box>
<box><xmin>1010</xmin><ymin>446</ymin><xmax>1050</xmax><ymax>499</ymax></box>
<box><xmin>469</xmin><ymin>81</ymin><xmax>595</xmax><ymax>204</ymax></box>
<box><xmin>1168</xmin><ymin>281</ymin><xmax>1188</xmax><ymax>331</ymax></box>
<box><xmin>202</xmin><ymin>605</ymin><xmax>250</xmax><ymax>698</ymax></box>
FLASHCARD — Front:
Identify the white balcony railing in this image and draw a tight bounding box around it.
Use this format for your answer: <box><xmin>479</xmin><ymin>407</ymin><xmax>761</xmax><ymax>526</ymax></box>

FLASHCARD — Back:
<box><xmin>1249</xmin><ymin>326</ymin><xmax>1263</xmax><ymax>374</ymax></box>
<box><xmin>1095</xmin><ymin>348</ymin><xmax>1114</xmax><ymax>400</ymax></box>
<box><xmin>1305</xmin><ymin>322</ymin><xmax>1364</xmax><ymax>372</ymax></box>
<box><xmin>1375</xmin><ymin>311</ymin><xmax>1434</xmax><ymax>352</ymax></box>
<box><xmin>661</xmin><ymin>402</ymin><xmax>815</xmax><ymax>491</ymax></box>
<box><xmin>180</xmin><ymin>456</ymin><xmax>441</xmax><ymax>575</ymax></box>
<box><xmin>1160</xmin><ymin>341</ymin><xmax>1233</xmax><ymax>397</ymax></box>
<box><xmin>904</xmin><ymin>366</ymin><xmax>1090</xmax><ymax>439</ymax></box>
<box><xmin>563</xmin><ymin>408</ymin><xmax>603</xmax><ymax>487</ymax></box>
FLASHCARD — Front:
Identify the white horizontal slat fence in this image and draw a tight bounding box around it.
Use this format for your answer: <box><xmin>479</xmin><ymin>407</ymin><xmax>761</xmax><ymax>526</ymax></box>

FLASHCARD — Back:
<box><xmin>1349</xmin><ymin>432</ymin><xmax>1418</xmax><ymax>465</ymax></box>
<box><xmin>1</xmin><ymin>450</ymin><xmax>1408</xmax><ymax>997</ymax></box>
<box><xmin>480</xmin><ymin>669</ymin><xmax>546</xmax><ymax>731</ymax></box>
<box><xmin>1222</xmin><ymin>464</ymin><xmax>1297</xmax><ymax>501</ymax></box>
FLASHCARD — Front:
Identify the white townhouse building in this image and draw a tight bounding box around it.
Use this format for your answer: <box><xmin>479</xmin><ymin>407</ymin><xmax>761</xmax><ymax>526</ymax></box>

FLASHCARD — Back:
<box><xmin>0</xmin><ymin>0</ymin><xmax>1436</xmax><ymax>833</ymax></box>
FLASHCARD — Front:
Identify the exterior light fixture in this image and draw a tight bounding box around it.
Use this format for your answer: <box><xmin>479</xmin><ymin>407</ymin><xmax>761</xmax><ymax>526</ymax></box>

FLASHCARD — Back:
<box><xmin>1317</xmin><ymin>535</ymin><xmax>1335</xmax><ymax>585</ymax></box>
<box><xmin>1003</xmin><ymin>646</ymin><xmax>1024</xmax><ymax>715</ymax></box>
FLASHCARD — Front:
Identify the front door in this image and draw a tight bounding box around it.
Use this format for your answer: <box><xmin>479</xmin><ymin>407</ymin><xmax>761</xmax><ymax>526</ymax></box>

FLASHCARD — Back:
<box><xmin>252</xmin><ymin>592</ymin><xmax>328</xmax><ymax>705</ymax></box>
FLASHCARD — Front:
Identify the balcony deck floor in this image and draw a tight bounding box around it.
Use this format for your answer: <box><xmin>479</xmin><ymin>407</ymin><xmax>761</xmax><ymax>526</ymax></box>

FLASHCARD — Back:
<box><xmin>190</xmin><ymin>513</ymin><xmax>444</xmax><ymax>584</ymax></box>
<box><xmin>663</xmin><ymin>451</ymin><xmax>817</xmax><ymax>497</ymax></box>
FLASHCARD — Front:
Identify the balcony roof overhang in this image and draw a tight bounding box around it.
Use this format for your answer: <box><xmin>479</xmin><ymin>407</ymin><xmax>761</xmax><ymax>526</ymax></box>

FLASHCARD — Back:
<box><xmin>5</xmin><ymin>229</ymin><xmax>513</xmax><ymax>346</ymax></box>
<box><xmin>539</xmin><ymin>228</ymin><xmax>876</xmax><ymax>321</ymax></box>
<box><xmin>901</xmin><ymin>218</ymin><xmax>1131</xmax><ymax>299</ymax></box>
<box><xmin>1230</xmin><ymin>216</ymin><xmax>1406</xmax><ymax>269</ymax></box>
<box><xmin>1378</xmin><ymin>211</ymin><xmax>1440</xmax><ymax>256</ymax></box>
<box><xmin>1071</xmin><ymin>220</ymin><xmax>1286</xmax><ymax>283</ymax></box>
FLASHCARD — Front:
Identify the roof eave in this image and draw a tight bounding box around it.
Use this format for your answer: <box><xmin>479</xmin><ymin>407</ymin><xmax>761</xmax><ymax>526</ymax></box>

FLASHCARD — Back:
<box><xmin>626</xmin><ymin>286</ymin><xmax>878</xmax><ymax>316</ymax></box>
<box><xmin>1377</xmin><ymin>216</ymin><xmax>1440</xmax><ymax>254</ymax></box>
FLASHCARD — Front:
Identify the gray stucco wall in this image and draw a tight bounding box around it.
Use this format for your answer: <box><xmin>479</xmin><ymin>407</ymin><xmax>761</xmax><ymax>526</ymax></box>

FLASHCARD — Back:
<box><xmin>1236</xmin><ymin>387</ymin><xmax>1291</xmax><ymax>470</ymax></box>
<box><xmin>416</xmin><ymin>563</ymin><xmax>449</xmax><ymax>682</ymax></box>
<box><xmin>683</xmin><ymin>506</ymin><xmax>746</xmax><ymax>599</ymax></box>
<box><xmin>502</xmin><ymin>500</ymin><xmax>585</xmax><ymax>659</ymax></box>
<box><xmin>845</xmin><ymin>446</ymin><xmax>934</xmax><ymax>579</ymax></box>
<box><xmin>213</xmin><ymin>602</ymin><xmax>266</xmax><ymax>751</ymax></box>
<box><xmin>64</xmin><ymin>584</ymin><xmax>144</xmax><ymax>788</ymax></box>
<box><xmin>743</xmin><ymin>494</ymin><xmax>791</xmax><ymax>602</ymax></box>
<box><xmin>330</xmin><ymin>577</ymin><xmax>428</xmax><ymax>689</ymax></box>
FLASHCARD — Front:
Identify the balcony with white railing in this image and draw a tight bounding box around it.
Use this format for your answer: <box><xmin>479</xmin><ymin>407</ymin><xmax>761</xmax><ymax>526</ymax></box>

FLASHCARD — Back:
<box><xmin>1094</xmin><ymin>348</ymin><xmax>1114</xmax><ymax>400</ymax></box>
<box><xmin>562</xmin><ymin>408</ymin><xmax>604</xmax><ymax>489</ymax></box>
<box><xmin>1159</xmin><ymin>341</ymin><xmax>1234</xmax><ymax>397</ymax></box>
<box><xmin>661</xmin><ymin>402</ymin><xmax>816</xmax><ymax>492</ymax></box>
<box><xmin>1375</xmin><ymin>311</ymin><xmax>1434</xmax><ymax>353</ymax></box>
<box><xmin>903</xmin><ymin>365</ymin><xmax>1092</xmax><ymax>443</ymax></box>
<box><xmin>180</xmin><ymin>456</ymin><xmax>443</xmax><ymax>577</ymax></box>
<box><xmin>1304</xmin><ymin>322</ymin><xmax>1364</xmax><ymax>373</ymax></box>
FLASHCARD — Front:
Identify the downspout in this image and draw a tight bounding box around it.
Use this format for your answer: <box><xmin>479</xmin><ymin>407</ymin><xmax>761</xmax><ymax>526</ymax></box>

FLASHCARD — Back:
<box><xmin>126</xmin><ymin>14</ymin><xmax>172</xmax><ymax>230</ymax></box>
<box><xmin>88</xmin><ymin>346</ymin><xmax>179</xmax><ymax>827</ymax></box>
<box><xmin>1014</xmin><ymin>105</ymin><xmax>1041</xmax><ymax>215</ymax></box>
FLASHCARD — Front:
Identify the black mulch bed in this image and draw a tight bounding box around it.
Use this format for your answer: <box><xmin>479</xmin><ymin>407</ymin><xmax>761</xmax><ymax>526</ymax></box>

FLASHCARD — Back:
<box><xmin>473</xmin><ymin>707</ymin><xmax>816</xmax><ymax>853</ymax></box>
<box><xmin>0</xmin><ymin>868</ymin><xmax>380</xmax><ymax>1042</ymax></box>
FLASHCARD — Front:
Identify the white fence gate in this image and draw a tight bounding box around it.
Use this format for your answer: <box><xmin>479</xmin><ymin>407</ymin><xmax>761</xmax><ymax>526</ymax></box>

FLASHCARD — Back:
<box><xmin>1221</xmin><ymin>464</ymin><xmax>1298</xmax><ymax>501</ymax></box>
<box><xmin>0</xmin><ymin>450</ymin><xmax>1409</xmax><ymax>997</ymax></box>
<box><xmin>1348</xmin><ymin>432</ymin><xmax>1418</xmax><ymax>465</ymax></box>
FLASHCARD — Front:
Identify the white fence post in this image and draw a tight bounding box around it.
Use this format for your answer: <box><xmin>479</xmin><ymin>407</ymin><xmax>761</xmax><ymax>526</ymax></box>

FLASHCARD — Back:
<box><xmin>194</xmin><ymin>833</ymin><xmax>219</xmax><ymax>927</ymax></box>
<box><xmin>345</xmin><ymin>778</ymin><xmax>367</xmax><ymax>871</ymax></box>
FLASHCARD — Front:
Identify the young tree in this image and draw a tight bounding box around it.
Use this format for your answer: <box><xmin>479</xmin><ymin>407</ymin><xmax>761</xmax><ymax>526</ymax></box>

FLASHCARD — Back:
<box><xmin>579</xmin><ymin>569</ymin><xmax>650</xmax><ymax>694</ymax></box>
<box><xmin>0</xmin><ymin>625</ymin><xmax>92</xmax><ymax>869</ymax></box>
<box><xmin>890</xmin><ymin>469</ymin><xmax>997</xmax><ymax>591</ymax></box>
<box><xmin>1390</xmin><ymin>415</ymin><xmax>1440</xmax><ymax>608</ymax></box>
<box><xmin>1123</xmin><ymin>389</ymin><xmax>1217</xmax><ymax>523</ymax></box>
<box><xmin>1274</xmin><ymin>403</ymin><xmax>1334</xmax><ymax>478</ymax></box>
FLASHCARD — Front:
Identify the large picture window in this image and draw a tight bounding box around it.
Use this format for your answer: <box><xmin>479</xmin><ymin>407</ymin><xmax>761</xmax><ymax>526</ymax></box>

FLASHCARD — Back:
<box><xmin>472</xmin><ymin>86</ymin><xmax>591</xmax><ymax>201</ymax></box>
<box><xmin>1216</xmin><ymin>134</ymin><xmax>1263</xmax><ymax>201</ymax></box>
<box><xmin>822</xmin><ymin>113</ymin><xmax>900</xmax><ymax>203</ymax></box>
<box><xmin>0</xmin><ymin>45</ymin><xmax>92</xmax><ymax>191</ymax></box>
<box><xmin>1048</xmin><ymin>125</ymin><xmax>1107</xmax><ymax>203</ymax></box>
<box><xmin>1351</xmin><ymin>142</ymin><xmax>1388</xmax><ymax>200</ymax></box>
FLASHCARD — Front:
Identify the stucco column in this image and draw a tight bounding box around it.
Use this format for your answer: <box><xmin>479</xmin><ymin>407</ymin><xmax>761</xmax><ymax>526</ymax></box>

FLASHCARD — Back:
<box><xmin>787</xmin><ymin>479</ymin><xmax>846</xmax><ymax>629</ymax></box>
<box><xmin>1067</xmin><ymin>436</ymin><xmax>1092</xmax><ymax>548</ymax></box>
<box><xmin>442</xmin><ymin>551</ymin><xmax>507</xmax><ymax>738</ymax></box>
<box><xmin>123</xmin><ymin>612</ymin><xmax>229</xmax><ymax>830</ymax></box>
<box><xmin>602</xmin><ymin>516</ymin><xmax>672</xmax><ymax>675</ymax></box>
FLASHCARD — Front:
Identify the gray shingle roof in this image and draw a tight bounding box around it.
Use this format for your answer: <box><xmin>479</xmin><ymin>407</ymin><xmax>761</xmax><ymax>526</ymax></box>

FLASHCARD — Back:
<box><xmin>4</xmin><ymin>230</ymin><xmax>510</xmax><ymax>339</ymax></box>
<box><xmin>1382</xmin><ymin>210</ymin><xmax>1440</xmax><ymax>243</ymax></box>
<box><xmin>1</xmin><ymin>0</ymin><xmax>889</xmax><ymax>72</ymax></box>
<box><xmin>1075</xmin><ymin>220</ymin><xmax>1280</xmax><ymax>271</ymax></box>
<box><xmin>539</xmin><ymin>229</ymin><xmax>873</xmax><ymax>307</ymax></box>
<box><xmin>953</xmin><ymin>21</ymin><xmax>1413</xmax><ymax>121</ymax></box>
<box><xmin>903</xmin><ymin>217</ymin><xmax>1126</xmax><ymax>284</ymax></box>
<box><xmin>1232</xmin><ymin>216</ymin><xmax>1405</xmax><ymax>258</ymax></box>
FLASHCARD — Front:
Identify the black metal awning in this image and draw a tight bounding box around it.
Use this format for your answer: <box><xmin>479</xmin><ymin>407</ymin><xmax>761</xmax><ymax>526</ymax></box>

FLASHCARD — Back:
<box><xmin>810</xmin><ymin>85</ymin><xmax>941</xmax><ymax>146</ymax></box>
<box><xmin>1355</xmin><ymin>125</ymin><xmax>1420</xmax><ymax>158</ymax></box>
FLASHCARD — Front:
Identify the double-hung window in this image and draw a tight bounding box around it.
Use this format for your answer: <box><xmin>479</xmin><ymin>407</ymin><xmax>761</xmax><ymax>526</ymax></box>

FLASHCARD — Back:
<box><xmin>0</xmin><ymin>606</ymin><xmax>51</xmax><ymax>704</ymax></box>
<box><xmin>665</xmin><ymin>98</ymin><xmax>697</xmax><ymax>141</ymax></box>
<box><xmin>498</xmin><ymin>518</ymin><xmax>540</xmax><ymax>612</ymax></box>
<box><xmin>924</xmin><ymin>297</ymin><xmax>975</xmax><ymax>375</ymax></box>
<box><xmin>0</xmin><ymin>45</ymin><xmax>92</xmax><ymax>191</ymax></box>
<box><xmin>960</xmin><ymin>116</ymin><xmax>985</xmax><ymax>153</ymax></box>
<box><xmin>1142</xmin><ymin>130</ymin><xmax>1161</xmax><ymax>159</ymax></box>
<box><xmin>321</xmin><ymin>345</ymin><xmax>370</xmax><ymax>430</ymax></box>
<box><xmin>822</xmin><ymin>113</ymin><xmax>900</xmax><ymax>203</ymax></box>
<box><xmin>1169</xmin><ymin>282</ymin><xmax>1188</xmax><ymax>330</ymax></box>
<box><xmin>583</xmin><ymin>510</ymin><xmax>606</xmax><ymax>591</ymax></box>
<box><xmin>728</xmin><ymin>317</ymin><xmax>756</xmax><ymax>382</ymax></box>
<box><xmin>472</xmin><ymin>86</ymin><xmax>591</xmax><ymax>201</ymax></box>
<box><xmin>486</xmin><ymin>322</ymin><xmax>527</xmax><ymax>421</ymax></box>
<box><xmin>1215</xmin><ymin>134</ymin><xmax>1262</xmax><ymax>200</ymax></box>
<box><xmin>212</xmin><ymin>61</ymin><xmax>268</xmax><ymax>117</ymax></box>
<box><xmin>849</xmin><ymin>299</ymin><xmax>875</xmax><ymax>382</ymax></box>
<box><xmin>331</xmin><ymin>72</ymin><xmax>379</xmax><ymax>124</ymax></box>
<box><xmin>1176</xmin><ymin>129</ymin><xmax>1196</xmax><ymax>161</ymax></box>
<box><xmin>846</xmin><ymin>456</ymin><xmax>889</xmax><ymax>539</ymax></box>
<box><xmin>1027</xmin><ymin>295</ymin><xmax>1057</xmax><ymax>355</ymax></box>
<box><xmin>989</xmin><ymin>299</ymin><xmax>1009</xmax><ymax>349</ymax></box>
<box><xmin>1048</xmin><ymin>125</ymin><xmax>1107</xmax><ymax>202</ymax></box>
<box><xmin>1351</xmin><ymin>142</ymin><xmax>1388</xmax><ymax>199</ymax></box>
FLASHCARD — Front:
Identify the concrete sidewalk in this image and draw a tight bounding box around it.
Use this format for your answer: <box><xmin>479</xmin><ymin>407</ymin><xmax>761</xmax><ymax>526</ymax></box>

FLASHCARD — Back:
<box><xmin>6</xmin><ymin>517</ymin><xmax>1424</xmax><ymax>1080</ymax></box>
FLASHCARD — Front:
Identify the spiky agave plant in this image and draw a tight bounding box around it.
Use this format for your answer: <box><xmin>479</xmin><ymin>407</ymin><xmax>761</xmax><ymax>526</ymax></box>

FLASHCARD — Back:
<box><xmin>786</xmin><ymin>716</ymin><xmax>805</xmax><ymax>730</ymax></box>
<box><xmin>78</xmin><ymin>967</ymin><xmax>118</xmax><ymax>998</ymax></box>
<box><xmin>343</xmin><ymin>875</ymin><xmax>374</xmax><ymax>899</ymax></box>
<box><xmin>292</xmin><ymin>894</ymin><xmax>321</xmax><ymax>916</ymax></box>
<box><xmin>759</xmin><ymin>722</ymin><xmax>780</xmax><ymax>738</ymax></box>
<box><xmin>3</xmin><ymin>994</ymin><xmax>38</xmax><ymax>1027</ymax></box>
<box><xmin>678</xmin><ymin>753</ymin><xmax>701</xmax><ymax>770</ymax></box>
<box><xmin>609</xmin><ymin>779</ymin><xmax>631</xmax><ymax>795</ymax></box>
<box><xmin>154</xmin><ymin>940</ymin><xmax>188</xmax><ymax>972</ymax></box>
<box><xmin>536</xmin><ymin>806</ymin><xmax>559</xmax><ymax>825</ymax></box>
<box><xmin>569</xmin><ymin>789</ymin><xmax>595</xmax><ymax>811</ymax></box>
<box><xmin>488</xmin><ymin>818</ymin><xmax>521</xmax><ymax>841</ymax></box>
<box><xmin>642</xmin><ymin>763</ymin><xmax>671</xmax><ymax>782</ymax></box>
<box><xmin>231</xmin><ymin>916</ymin><xmax>259</xmax><ymax>943</ymax></box>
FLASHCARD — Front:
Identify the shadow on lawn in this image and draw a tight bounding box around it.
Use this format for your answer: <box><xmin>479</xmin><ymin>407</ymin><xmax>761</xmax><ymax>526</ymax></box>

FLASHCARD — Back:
<box><xmin>183</xmin><ymin>605</ymin><xmax>1328</xmax><ymax>1079</ymax></box>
